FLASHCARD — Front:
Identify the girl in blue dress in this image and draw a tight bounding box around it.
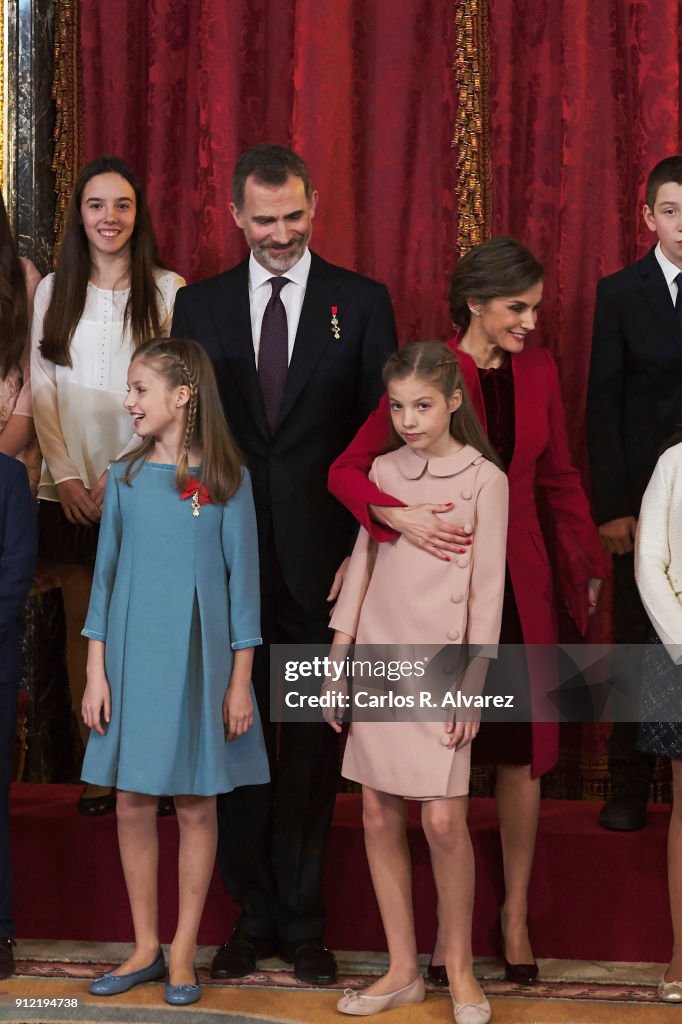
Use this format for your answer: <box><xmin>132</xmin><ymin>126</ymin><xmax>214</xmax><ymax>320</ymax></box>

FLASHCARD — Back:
<box><xmin>81</xmin><ymin>337</ymin><xmax>269</xmax><ymax>1006</ymax></box>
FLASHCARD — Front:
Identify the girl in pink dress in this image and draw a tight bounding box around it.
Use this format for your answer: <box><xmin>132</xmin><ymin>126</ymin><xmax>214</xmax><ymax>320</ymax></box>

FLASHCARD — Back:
<box><xmin>329</xmin><ymin>342</ymin><xmax>508</xmax><ymax>1024</ymax></box>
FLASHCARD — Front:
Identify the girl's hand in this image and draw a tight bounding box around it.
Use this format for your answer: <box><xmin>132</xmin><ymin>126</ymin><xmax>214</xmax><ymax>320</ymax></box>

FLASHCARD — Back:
<box><xmin>327</xmin><ymin>556</ymin><xmax>350</xmax><ymax>604</ymax></box>
<box><xmin>444</xmin><ymin>717</ymin><xmax>480</xmax><ymax>750</ymax></box>
<box><xmin>56</xmin><ymin>479</ymin><xmax>101</xmax><ymax>525</ymax></box>
<box><xmin>371</xmin><ymin>503</ymin><xmax>473</xmax><ymax>561</ymax></box>
<box><xmin>90</xmin><ymin>468</ymin><xmax>109</xmax><ymax>511</ymax></box>
<box><xmin>223</xmin><ymin>684</ymin><xmax>254</xmax><ymax>741</ymax></box>
<box><xmin>588</xmin><ymin>577</ymin><xmax>602</xmax><ymax>614</ymax></box>
<box><xmin>82</xmin><ymin>672</ymin><xmax>111</xmax><ymax>736</ymax></box>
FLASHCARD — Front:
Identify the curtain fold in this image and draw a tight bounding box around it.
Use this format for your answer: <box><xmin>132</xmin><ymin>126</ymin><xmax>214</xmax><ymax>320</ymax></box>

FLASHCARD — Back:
<box><xmin>78</xmin><ymin>0</ymin><xmax>460</xmax><ymax>343</ymax></box>
<box><xmin>488</xmin><ymin>0</ymin><xmax>681</xmax><ymax>799</ymax></box>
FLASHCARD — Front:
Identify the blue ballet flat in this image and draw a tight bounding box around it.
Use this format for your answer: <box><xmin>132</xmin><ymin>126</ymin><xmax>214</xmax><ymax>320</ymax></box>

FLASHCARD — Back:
<box><xmin>90</xmin><ymin>949</ymin><xmax>166</xmax><ymax>996</ymax></box>
<box><xmin>165</xmin><ymin>969</ymin><xmax>201</xmax><ymax>1006</ymax></box>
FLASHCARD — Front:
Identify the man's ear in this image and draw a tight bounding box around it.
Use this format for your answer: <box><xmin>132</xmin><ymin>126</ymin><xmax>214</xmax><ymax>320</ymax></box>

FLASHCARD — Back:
<box><xmin>229</xmin><ymin>202</ymin><xmax>244</xmax><ymax>229</ymax></box>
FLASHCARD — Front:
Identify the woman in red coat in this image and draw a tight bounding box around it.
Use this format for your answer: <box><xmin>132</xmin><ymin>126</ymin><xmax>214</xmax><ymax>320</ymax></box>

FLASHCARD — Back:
<box><xmin>328</xmin><ymin>236</ymin><xmax>608</xmax><ymax>985</ymax></box>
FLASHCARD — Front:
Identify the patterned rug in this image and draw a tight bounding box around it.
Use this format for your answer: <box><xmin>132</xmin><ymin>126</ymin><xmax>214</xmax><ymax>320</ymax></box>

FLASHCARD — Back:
<box><xmin>0</xmin><ymin>944</ymin><xmax>676</xmax><ymax>1024</ymax></box>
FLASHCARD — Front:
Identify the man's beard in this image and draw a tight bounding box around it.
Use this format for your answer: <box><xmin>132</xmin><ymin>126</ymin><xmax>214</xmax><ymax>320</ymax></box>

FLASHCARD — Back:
<box><xmin>254</xmin><ymin>232</ymin><xmax>308</xmax><ymax>272</ymax></box>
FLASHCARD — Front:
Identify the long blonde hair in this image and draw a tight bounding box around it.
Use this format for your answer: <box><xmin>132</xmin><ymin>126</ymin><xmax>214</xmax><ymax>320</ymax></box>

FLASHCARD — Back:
<box><xmin>382</xmin><ymin>340</ymin><xmax>501</xmax><ymax>468</ymax></box>
<box><xmin>120</xmin><ymin>338</ymin><xmax>243</xmax><ymax>502</ymax></box>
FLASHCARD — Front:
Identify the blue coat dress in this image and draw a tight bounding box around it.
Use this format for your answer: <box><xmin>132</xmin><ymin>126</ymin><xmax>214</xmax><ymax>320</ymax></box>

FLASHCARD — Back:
<box><xmin>81</xmin><ymin>461</ymin><xmax>269</xmax><ymax>796</ymax></box>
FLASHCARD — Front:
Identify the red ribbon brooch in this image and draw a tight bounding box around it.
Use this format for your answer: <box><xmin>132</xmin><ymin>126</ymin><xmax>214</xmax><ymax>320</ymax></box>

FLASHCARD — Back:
<box><xmin>180</xmin><ymin>477</ymin><xmax>213</xmax><ymax>517</ymax></box>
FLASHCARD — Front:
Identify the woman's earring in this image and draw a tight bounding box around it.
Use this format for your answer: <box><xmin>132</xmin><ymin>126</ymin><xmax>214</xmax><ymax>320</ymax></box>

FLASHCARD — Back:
<box><xmin>176</xmin><ymin>402</ymin><xmax>181</xmax><ymax>408</ymax></box>
<box><xmin>468</xmin><ymin>307</ymin><xmax>481</xmax><ymax>318</ymax></box>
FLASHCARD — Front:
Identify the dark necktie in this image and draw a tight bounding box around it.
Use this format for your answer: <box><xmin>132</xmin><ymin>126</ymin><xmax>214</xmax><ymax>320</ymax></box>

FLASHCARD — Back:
<box><xmin>675</xmin><ymin>273</ymin><xmax>682</xmax><ymax>328</ymax></box>
<box><xmin>258</xmin><ymin>276</ymin><xmax>290</xmax><ymax>431</ymax></box>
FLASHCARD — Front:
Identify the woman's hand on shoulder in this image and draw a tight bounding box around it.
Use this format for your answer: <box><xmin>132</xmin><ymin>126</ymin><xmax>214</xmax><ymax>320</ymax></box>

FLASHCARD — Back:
<box><xmin>56</xmin><ymin>479</ymin><xmax>101</xmax><ymax>525</ymax></box>
<box><xmin>372</xmin><ymin>503</ymin><xmax>473</xmax><ymax>561</ymax></box>
<box><xmin>223</xmin><ymin>681</ymin><xmax>254</xmax><ymax>741</ymax></box>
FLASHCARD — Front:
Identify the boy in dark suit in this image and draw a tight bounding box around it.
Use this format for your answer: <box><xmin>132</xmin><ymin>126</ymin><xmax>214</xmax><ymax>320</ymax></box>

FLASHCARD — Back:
<box><xmin>0</xmin><ymin>454</ymin><xmax>37</xmax><ymax>977</ymax></box>
<box><xmin>172</xmin><ymin>144</ymin><xmax>397</xmax><ymax>984</ymax></box>
<box><xmin>588</xmin><ymin>155</ymin><xmax>682</xmax><ymax>830</ymax></box>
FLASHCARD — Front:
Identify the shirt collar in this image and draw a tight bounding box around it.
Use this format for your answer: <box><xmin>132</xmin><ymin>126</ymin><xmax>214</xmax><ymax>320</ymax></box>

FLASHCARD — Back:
<box><xmin>394</xmin><ymin>443</ymin><xmax>485</xmax><ymax>479</ymax></box>
<box><xmin>249</xmin><ymin>247</ymin><xmax>312</xmax><ymax>292</ymax></box>
<box><xmin>654</xmin><ymin>241</ymin><xmax>682</xmax><ymax>288</ymax></box>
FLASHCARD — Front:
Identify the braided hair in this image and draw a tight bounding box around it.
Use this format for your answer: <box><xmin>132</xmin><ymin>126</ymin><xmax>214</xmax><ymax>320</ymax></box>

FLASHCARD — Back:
<box><xmin>119</xmin><ymin>337</ymin><xmax>243</xmax><ymax>503</ymax></box>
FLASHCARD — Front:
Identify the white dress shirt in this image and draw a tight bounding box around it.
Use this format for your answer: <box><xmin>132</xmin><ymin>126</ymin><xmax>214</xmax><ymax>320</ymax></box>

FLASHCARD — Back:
<box><xmin>654</xmin><ymin>241</ymin><xmax>682</xmax><ymax>305</ymax></box>
<box><xmin>248</xmin><ymin>248</ymin><xmax>311</xmax><ymax>365</ymax></box>
<box><xmin>31</xmin><ymin>268</ymin><xmax>185</xmax><ymax>500</ymax></box>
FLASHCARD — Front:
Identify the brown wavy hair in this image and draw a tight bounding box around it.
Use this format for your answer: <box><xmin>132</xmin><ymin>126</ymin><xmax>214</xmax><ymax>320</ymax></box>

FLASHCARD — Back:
<box><xmin>120</xmin><ymin>338</ymin><xmax>244</xmax><ymax>503</ymax></box>
<box><xmin>382</xmin><ymin>340</ymin><xmax>501</xmax><ymax>468</ymax></box>
<box><xmin>449</xmin><ymin>236</ymin><xmax>543</xmax><ymax>330</ymax></box>
<box><xmin>0</xmin><ymin>193</ymin><xmax>28</xmax><ymax>378</ymax></box>
<box><xmin>39</xmin><ymin>156</ymin><xmax>166</xmax><ymax>367</ymax></box>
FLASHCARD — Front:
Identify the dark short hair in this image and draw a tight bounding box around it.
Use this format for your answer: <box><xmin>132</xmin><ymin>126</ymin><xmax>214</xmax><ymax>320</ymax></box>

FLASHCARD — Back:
<box><xmin>232</xmin><ymin>144</ymin><xmax>312</xmax><ymax>209</ymax></box>
<box><xmin>449</xmin><ymin>236</ymin><xmax>544</xmax><ymax>329</ymax></box>
<box><xmin>645</xmin><ymin>156</ymin><xmax>682</xmax><ymax>210</ymax></box>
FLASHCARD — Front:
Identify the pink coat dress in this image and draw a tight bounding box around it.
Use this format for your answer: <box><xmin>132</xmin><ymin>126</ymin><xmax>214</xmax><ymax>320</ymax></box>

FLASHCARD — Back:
<box><xmin>330</xmin><ymin>443</ymin><xmax>509</xmax><ymax>799</ymax></box>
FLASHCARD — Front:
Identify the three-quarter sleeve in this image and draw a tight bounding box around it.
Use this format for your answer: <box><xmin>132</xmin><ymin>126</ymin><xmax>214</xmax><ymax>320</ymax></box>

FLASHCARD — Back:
<box><xmin>328</xmin><ymin>394</ymin><xmax>405</xmax><ymax>542</ymax></box>
<box><xmin>82</xmin><ymin>469</ymin><xmax>123</xmax><ymax>642</ymax></box>
<box><xmin>221</xmin><ymin>468</ymin><xmax>262</xmax><ymax>651</ymax></box>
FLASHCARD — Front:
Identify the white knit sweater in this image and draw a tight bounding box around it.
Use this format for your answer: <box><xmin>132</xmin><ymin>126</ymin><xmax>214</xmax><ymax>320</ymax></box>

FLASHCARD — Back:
<box><xmin>635</xmin><ymin>442</ymin><xmax>682</xmax><ymax>663</ymax></box>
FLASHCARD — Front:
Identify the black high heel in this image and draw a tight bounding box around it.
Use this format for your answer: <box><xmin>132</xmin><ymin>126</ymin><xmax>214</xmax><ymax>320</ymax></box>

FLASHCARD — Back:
<box><xmin>426</xmin><ymin>957</ymin><xmax>449</xmax><ymax>986</ymax></box>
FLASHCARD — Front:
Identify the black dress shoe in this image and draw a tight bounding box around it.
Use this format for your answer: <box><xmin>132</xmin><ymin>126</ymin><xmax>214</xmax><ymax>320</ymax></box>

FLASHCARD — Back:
<box><xmin>504</xmin><ymin>957</ymin><xmax>538</xmax><ymax>985</ymax></box>
<box><xmin>598</xmin><ymin>794</ymin><xmax>647</xmax><ymax>831</ymax></box>
<box><xmin>0</xmin><ymin>938</ymin><xmax>15</xmax><ymax>979</ymax></box>
<box><xmin>426</xmin><ymin>959</ymin><xmax>449</xmax><ymax>986</ymax></box>
<box><xmin>157</xmin><ymin>796</ymin><xmax>175</xmax><ymax>817</ymax></box>
<box><xmin>210</xmin><ymin>932</ymin><xmax>276</xmax><ymax>979</ymax></box>
<box><xmin>77</xmin><ymin>788</ymin><xmax>116</xmax><ymax>817</ymax></box>
<box><xmin>289</xmin><ymin>942</ymin><xmax>337</xmax><ymax>985</ymax></box>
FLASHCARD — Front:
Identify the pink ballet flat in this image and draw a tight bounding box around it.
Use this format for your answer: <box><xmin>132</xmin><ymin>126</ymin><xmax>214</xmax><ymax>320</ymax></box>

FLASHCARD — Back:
<box><xmin>452</xmin><ymin>995</ymin><xmax>491</xmax><ymax>1024</ymax></box>
<box><xmin>337</xmin><ymin>976</ymin><xmax>425</xmax><ymax>1016</ymax></box>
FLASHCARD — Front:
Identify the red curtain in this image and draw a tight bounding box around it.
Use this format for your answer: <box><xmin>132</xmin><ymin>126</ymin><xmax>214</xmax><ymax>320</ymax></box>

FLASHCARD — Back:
<box><xmin>489</xmin><ymin>0</ymin><xmax>681</xmax><ymax>476</ymax></box>
<box><xmin>79</xmin><ymin>0</ymin><xmax>458</xmax><ymax>344</ymax></box>
<box><xmin>487</xmin><ymin>0</ymin><xmax>681</xmax><ymax>797</ymax></box>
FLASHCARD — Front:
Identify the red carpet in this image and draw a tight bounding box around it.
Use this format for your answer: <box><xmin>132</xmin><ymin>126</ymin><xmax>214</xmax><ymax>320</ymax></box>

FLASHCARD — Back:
<box><xmin>11</xmin><ymin>784</ymin><xmax>671</xmax><ymax>961</ymax></box>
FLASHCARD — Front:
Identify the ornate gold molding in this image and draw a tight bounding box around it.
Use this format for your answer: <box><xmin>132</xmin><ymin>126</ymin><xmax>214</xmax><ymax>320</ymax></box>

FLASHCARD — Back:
<box><xmin>452</xmin><ymin>0</ymin><xmax>491</xmax><ymax>254</ymax></box>
<box><xmin>51</xmin><ymin>0</ymin><xmax>80</xmax><ymax>262</ymax></box>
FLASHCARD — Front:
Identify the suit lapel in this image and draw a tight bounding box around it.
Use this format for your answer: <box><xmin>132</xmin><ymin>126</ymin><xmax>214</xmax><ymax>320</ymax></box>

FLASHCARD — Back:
<box><xmin>210</xmin><ymin>260</ymin><xmax>269</xmax><ymax>441</ymax></box>
<box><xmin>637</xmin><ymin>247</ymin><xmax>681</xmax><ymax>344</ymax></box>
<box><xmin>277</xmin><ymin>253</ymin><xmax>337</xmax><ymax>428</ymax></box>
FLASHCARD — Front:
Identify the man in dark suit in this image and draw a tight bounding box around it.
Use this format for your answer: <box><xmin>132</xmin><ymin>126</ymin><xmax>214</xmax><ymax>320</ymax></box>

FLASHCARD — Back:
<box><xmin>171</xmin><ymin>144</ymin><xmax>397</xmax><ymax>984</ymax></box>
<box><xmin>0</xmin><ymin>454</ymin><xmax>37</xmax><ymax>978</ymax></box>
<box><xmin>588</xmin><ymin>155</ymin><xmax>682</xmax><ymax>831</ymax></box>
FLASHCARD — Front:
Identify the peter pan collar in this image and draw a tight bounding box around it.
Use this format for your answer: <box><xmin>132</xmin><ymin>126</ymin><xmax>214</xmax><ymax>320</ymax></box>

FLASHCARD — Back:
<box><xmin>394</xmin><ymin>444</ymin><xmax>485</xmax><ymax>479</ymax></box>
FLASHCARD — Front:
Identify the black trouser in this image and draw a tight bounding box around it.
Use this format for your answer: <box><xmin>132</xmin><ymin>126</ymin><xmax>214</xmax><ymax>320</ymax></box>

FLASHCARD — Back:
<box><xmin>0</xmin><ymin>682</ymin><xmax>17</xmax><ymax>939</ymax></box>
<box><xmin>216</xmin><ymin>540</ymin><xmax>338</xmax><ymax>945</ymax></box>
<box><xmin>608</xmin><ymin>552</ymin><xmax>656</xmax><ymax>796</ymax></box>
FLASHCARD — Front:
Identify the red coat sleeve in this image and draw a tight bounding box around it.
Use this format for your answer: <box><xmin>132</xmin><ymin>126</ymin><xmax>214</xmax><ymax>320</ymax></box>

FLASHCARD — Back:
<box><xmin>327</xmin><ymin>392</ymin><xmax>405</xmax><ymax>542</ymax></box>
<box><xmin>328</xmin><ymin>334</ymin><xmax>468</xmax><ymax>543</ymax></box>
<box><xmin>534</xmin><ymin>349</ymin><xmax>610</xmax><ymax>633</ymax></box>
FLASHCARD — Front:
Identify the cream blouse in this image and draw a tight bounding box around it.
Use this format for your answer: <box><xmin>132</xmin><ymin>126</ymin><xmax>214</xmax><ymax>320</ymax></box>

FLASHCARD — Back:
<box><xmin>635</xmin><ymin>442</ymin><xmax>682</xmax><ymax>662</ymax></box>
<box><xmin>30</xmin><ymin>268</ymin><xmax>185</xmax><ymax>501</ymax></box>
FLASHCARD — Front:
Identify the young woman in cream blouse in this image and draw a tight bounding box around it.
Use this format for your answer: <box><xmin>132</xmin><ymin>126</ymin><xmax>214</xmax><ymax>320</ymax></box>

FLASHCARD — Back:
<box><xmin>30</xmin><ymin>156</ymin><xmax>184</xmax><ymax>815</ymax></box>
<box><xmin>635</xmin><ymin>438</ymin><xmax>682</xmax><ymax>1002</ymax></box>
